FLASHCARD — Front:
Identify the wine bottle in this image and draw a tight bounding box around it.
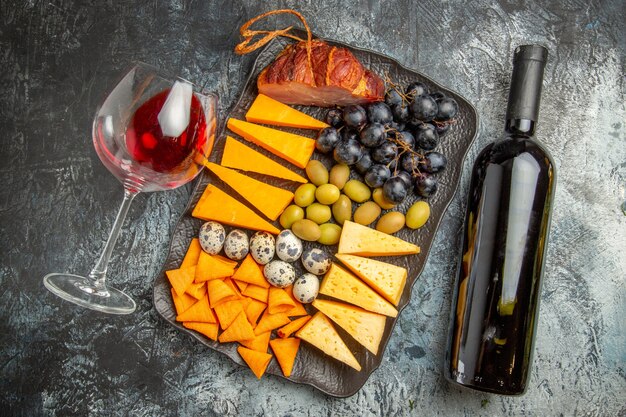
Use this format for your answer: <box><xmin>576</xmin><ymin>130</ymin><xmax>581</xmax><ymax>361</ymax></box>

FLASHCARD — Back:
<box><xmin>444</xmin><ymin>45</ymin><xmax>556</xmax><ymax>395</ymax></box>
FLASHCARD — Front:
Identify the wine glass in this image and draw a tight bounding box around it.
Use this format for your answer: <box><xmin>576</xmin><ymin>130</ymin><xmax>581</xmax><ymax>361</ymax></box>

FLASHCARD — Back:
<box><xmin>43</xmin><ymin>62</ymin><xmax>217</xmax><ymax>314</ymax></box>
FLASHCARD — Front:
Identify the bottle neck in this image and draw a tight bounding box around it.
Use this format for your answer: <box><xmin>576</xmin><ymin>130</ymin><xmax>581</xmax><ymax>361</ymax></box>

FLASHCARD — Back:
<box><xmin>505</xmin><ymin>118</ymin><xmax>536</xmax><ymax>137</ymax></box>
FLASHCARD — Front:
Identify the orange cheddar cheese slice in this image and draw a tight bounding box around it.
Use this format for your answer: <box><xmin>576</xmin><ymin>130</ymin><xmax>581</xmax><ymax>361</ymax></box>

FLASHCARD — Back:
<box><xmin>312</xmin><ymin>299</ymin><xmax>386</xmax><ymax>355</ymax></box>
<box><xmin>245</xmin><ymin>94</ymin><xmax>328</xmax><ymax>130</ymax></box>
<box><xmin>220</xmin><ymin>137</ymin><xmax>307</xmax><ymax>183</ymax></box>
<box><xmin>192</xmin><ymin>184</ymin><xmax>280</xmax><ymax>234</ymax></box>
<box><xmin>338</xmin><ymin>221</ymin><xmax>420</xmax><ymax>256</ymax></box>
<box><xmin>335</xmin><ymin>254</ymin><xmax>407</xmax><ymax>306</ymax></box>
<box><xmin>295</xmin><ymin>312</ymin><xmax>361</xmax><ymax>371</ymax></box>
<box><xmin>319</xmin><ymin>264</ymin><xmax>398</xmax><ymax>317</ymax></box>
<box><xmin>227</xmin><ymin>118</ymin><xmax>315</xmax><ymax>169</ymax></box>
<box><xmin>205</xmin><ymin>162</ymin><xmax>294</xmax><ymax>221</ymax></box>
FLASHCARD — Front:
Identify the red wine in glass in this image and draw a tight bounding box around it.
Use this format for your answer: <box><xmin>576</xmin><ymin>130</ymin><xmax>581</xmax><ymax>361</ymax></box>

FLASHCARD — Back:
<box><xmin>43</xmin><ymin>63</ymin><xmax>217</xmax><ymax>314</ymax></box>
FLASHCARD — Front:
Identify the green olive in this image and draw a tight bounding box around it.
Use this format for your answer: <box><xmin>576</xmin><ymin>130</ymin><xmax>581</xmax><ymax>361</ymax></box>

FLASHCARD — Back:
<box><xmin>373</xmin><ymin>188</ymin><xmax>396</xmax><ymax>210</ymax></box>
<box><xmin>305</xmin><ymin>160</ymin><xmax>329</xmax><ymax>186</ymax></box>
<box><xmin>291</xmin><ymin>219</ymin><xmax>322</xmax><ymax>241</ymax></box>
<box><xmin>279</xmin><ymin>205</ymin><xmax>305</xmax><ymax>229</ymax></box>
<box><xmin>331</xmin><ymin>194</ymin><xmax>352</xmax><ymax>225</ymax></box>
<box><xmin>343</xmin><ymin>179</ymin><xmax>371</xmax><ymax>203</ymax></box>
<box><xmin>294</xmin><ymin>183</ymin><xmax>317</xmax><ymax>207</ymax></box>
<box><xmin>329</xmin><ymin>164</ymin><xmax>350</xmax><ymax>190</ymax></box>
<box><xmin>376</xmin><ymin>211</ymin><xmax>406</xmax><ymax>234</ymax></box>
<box><xmin>406</xmin><ymin>201</ymin><xmax>431</xmax><ymax>229</ymax></box>
<box><xmin>315</xmin><ymin>183</ymin><xmax>340</xmax><ymax>205</ymax></box>
<box><xmin>306</xmin><ymin>203</ymin><xmax>332</xmax><ymax>224</ymax></box>
<box><xmin>353</xmin><ymin>201</ymin><xmax>382</xmax><ymax>226</ymax></box>
<box><xmin>318</xmin><ymin>223</ymin><xmax>342</xmax><ymax>245</ymax></box>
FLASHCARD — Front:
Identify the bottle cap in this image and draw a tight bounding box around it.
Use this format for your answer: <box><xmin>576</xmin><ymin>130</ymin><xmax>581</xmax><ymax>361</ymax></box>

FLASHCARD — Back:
<box><xmin>506</xmin><ymin>45</ymin><xmax>548</xmax><ymax>122</ymax></box>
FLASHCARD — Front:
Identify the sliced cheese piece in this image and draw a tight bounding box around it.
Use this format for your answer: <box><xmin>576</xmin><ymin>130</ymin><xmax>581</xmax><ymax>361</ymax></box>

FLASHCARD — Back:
<box><xmin>335</xmin><ymin>254</ymin><xmax>407</xmax><ymax>306</ymax></box>
<box><xmin>319</xmin><ymin>264</ymin><xmax>397</xmax><ymax>317</ymax></box>
<box><xmin>338</xmin><ymin>221</ymin><xmax>420</xmax><ymax>256</ymax></box>
<box><xmin>295</xmin><ymin>312</ymin><xmax>361</xmax><ymax>371</ymax></box>
<box><xmin>237</xmin><ymin>346</ymin><xmax>273</xmax><ymax>379</ymax></box>
<box><xmin>246</xmin><ymin>94</ymin><xmax>328</xmax><ymax>130</ymax></box>
<box><xmin>269</xmin><ymin>337</ymin><xmax>301</xmax><ymax>377</ymax></box>
<box><xmin>192</xmin><ymin>184</ymin><xmax>280</xmax><ymax>234</ymax></box>
<box><xmin>221</xmin><ymin>137</ymin><xmax>307</xmax><ymax>183</ymax></box>
<box><xmin>205</xmin><ymin>162</ymin><xmax>294</xmax><ymax>221</ymax></box>
<box><xmin>232</xmin><ymin>254</ymin><xmax>270</xmax><ymax>288</ymax></box>
<box><xmin>227</xmin><ymin>118</ymin><xmax>315</xmax><ymax>169</ymax></box>
<box><xmin>312</xmin><ymin>299</ymin><xmax>386</xmax><ymax>355</ymax></box>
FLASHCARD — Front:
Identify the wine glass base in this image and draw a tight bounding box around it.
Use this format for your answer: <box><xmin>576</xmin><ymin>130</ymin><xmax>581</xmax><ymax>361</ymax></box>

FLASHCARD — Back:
<box><xmin>43</xmin><ymin>273</ymin><xmax>136</xmax><ymax>315</ymax></box>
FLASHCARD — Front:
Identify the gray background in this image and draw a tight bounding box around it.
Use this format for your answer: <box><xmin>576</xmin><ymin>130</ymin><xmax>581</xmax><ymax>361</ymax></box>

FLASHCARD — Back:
<box><xmin>1</xmin><ymin>0</ymin><xmax>624</xmax><ymax>416</ymax></box>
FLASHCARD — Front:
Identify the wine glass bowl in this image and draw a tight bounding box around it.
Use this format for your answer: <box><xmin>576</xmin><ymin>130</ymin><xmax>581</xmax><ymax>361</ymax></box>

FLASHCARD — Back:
<box><xmin>44</xmin><ymin>63</ymin><xmax>217</xmax><ymax>314</ymax></box>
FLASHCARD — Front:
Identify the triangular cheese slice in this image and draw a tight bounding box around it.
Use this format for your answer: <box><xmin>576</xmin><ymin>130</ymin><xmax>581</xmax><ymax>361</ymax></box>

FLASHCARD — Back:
<box><xmin>227</xmin><ymin>118</ymin><xmax>315</xmax><ymax>169</ymax></box>
<box><xmin>218</xmin><ymin>311</ymin><xmax>255</xmax><ymax>343</ymax></box>
<box><xmin>268</xmin><ymin>287</ymin><xmax>296</xmax><ymax>314</ymax></box>
<box><xmin>181</xmin><ymin>238</ymin><xmax>202</xmax><ymax>268</ymax></box>
<box><xmin>183</xmin><ymin>322</ymin><xmax>219</xmax><ymax>341</ymax></box>
<box><xmin>319</xmin><ymin>264</ymin><xmax>398</xmax><ymax>317</ymax></box>
<box><xmin>335</xmin><ymin>254</ymin><xmax>407</xmax><ymax>306</ymax></box>
<box><xmin>192</xmin><ymin>184</ymin><xmax>280</xmax><ymax>234</ymax></box>
<box><xmin>338</xmin><ymin>221</ymin><xmax>420</xmax><ymax>256</ymax></box>
<box><xmin>166</xmin><ymin>265</ymin><xmax>195</xmax><ymax>296</ymax></box>
<box><xmin>312</xmin><ymin>299</ymin><xmax>386</xmax><ymax>355</ymax></box>
<box><xmin>175</xmin><ymin>294</ymin><xmax>216</xmax><ymax>323</ymax></box>
<box><xmin>221</xmin><ymin>137</ymin><xmax>307</xmax><ymax>183</ymax></box>
<box><xmin>237</xmin><ymin>346</ymin><xmax>273</xmax><ymax>379</ymax></box>
<box><xmin>232</xmin><ymin>254</ymin><xmax>270</xmax><ymax>288</ymax></box>
<box><xmin>269</xmin><ymin>337</ymin><xmax>301</xmax><ymax>377</ymax></box>
<box><xmin>205</xmin><ymin>162</ymin><xmax>294</xmax><ymax>221</ymax></box>
<box><xmin>295</xmin><ymin>312</ymin><xmax>361</xmax><ymax>371</ymax></box>
<box><xmin>195</xmin><ymin>251</ymin><xmax>237</xmax><ymax>283</ymax></box>
<box><xmin>239</xmin><ymin>331</ymin><xmax>271</xmax><ymax>353</ymax></box>
<box><xmin>246</xmin><ymin>94</ymin><xmax>328</xmax><ymax>130</ymax></box>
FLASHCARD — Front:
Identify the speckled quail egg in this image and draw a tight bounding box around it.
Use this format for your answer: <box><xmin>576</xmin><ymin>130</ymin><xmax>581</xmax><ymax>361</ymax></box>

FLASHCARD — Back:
<box><xmin>198</xmin><ymin>221</ymin><xmax>225</xmax><ymax>255</ymax></box>
<box><xmin>293</xmin><ymin>273</ymin><xmax>320</xmax><ymax>304</ymax></box>
<box><xmin>301</xmin><ymin>247</ymin><xmax>332</xmax><ymax>275</ymax></box>
<box><xmin>275</xmin><ymin>230</ymin><xmax>303</xmax><ymax>262</ymax></box>
<box><xmin>223</xmin><ymin>229</ymin><xmax>249</xmax><ymax>260</ymax></box>
<box><xmin>263</xmin><ymin>260</ymin><xmax>296</xmax><ymax>288</ymax></box>
<box><xmin>249</xmin><ymin>231</ymin><xmax>275</xmax><ymax>265</ymax></box>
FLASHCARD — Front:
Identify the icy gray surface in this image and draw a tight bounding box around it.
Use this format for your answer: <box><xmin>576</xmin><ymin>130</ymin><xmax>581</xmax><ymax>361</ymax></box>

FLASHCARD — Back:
<box><xmin>1</xmin><ymin>0</ymin><xmax>624</xmax><ymax>416</ymax></box>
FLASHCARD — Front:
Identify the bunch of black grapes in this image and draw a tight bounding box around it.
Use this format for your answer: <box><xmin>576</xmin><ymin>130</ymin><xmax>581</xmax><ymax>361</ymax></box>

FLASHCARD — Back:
<box><xmin>315</xmin><ymin>81</ymin><xmax>459</xmax><ymax>205</ymax></box>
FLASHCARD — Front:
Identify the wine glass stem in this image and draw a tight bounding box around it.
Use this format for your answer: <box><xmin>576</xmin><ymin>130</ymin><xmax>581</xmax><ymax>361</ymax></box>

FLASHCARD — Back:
<box><xmin>88</xmin><ymin>187</ymin><xmax>138</xmax><ymax>289</ymax></box>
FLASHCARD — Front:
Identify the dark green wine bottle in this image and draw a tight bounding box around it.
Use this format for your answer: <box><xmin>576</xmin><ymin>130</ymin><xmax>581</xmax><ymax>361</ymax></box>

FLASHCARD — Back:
<box><xmin>444</xmin><ymin>45</ymin><xmax>556</xmax><ymax>395</ymax></box>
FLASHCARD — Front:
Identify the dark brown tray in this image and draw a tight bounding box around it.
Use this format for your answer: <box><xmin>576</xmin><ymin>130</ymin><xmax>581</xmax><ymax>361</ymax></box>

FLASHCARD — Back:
<box><xmin>152</xmin><ymin>33</ymin><xmax>478</xmax><ymax>397</ymax></box>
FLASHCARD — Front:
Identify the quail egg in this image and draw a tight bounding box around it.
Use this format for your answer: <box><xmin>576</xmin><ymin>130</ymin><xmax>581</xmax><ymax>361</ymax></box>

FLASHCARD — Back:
<box><xmin>263</xmin><ymin>260</ymin><xmax>296</xmax><ymax>288</ymax></box>
<box><xmin>293</xmin><ymin>273</ymin><xmax>320</xmax><ymax>303</ymax></box>
<box><xmin>301</xmin><ymin>247</ymin><xmax>332</xmax><ymax>275</ymax></box>
<box><xmin>275</xmin><ymin>230</ymin><xmax>303</xmax><ymax>262</ymax></box>
<box><xmin>223</xmin><ymin>229</ymin><xmax>249</xmax><ymax>260</ymax></box>
<box><xmin>198</xmin><ymin>221</ymin><xmax>225</xmax><ymax>255</ymax></box>
<box><xmin>249</xmin><ymin>231</ymin><xmax>275</xmax><ymax>265</ymax></box>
